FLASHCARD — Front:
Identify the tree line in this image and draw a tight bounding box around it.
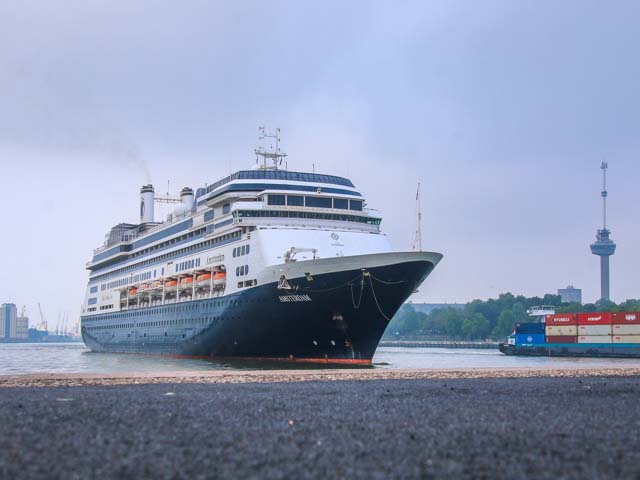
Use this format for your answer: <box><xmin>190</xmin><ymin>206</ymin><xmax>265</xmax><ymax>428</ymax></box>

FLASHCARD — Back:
<box><xmin>384</xmin><ymin>293</ymin><xmax>640</xmax><ymax>341</ymax></box>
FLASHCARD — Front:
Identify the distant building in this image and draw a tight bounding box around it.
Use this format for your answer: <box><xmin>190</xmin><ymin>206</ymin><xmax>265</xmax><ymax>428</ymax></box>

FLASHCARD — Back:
<box><xmin>16</xmin><ymin>315</ymin><xmax>29</xmax><ymax>339</ymax></box>
<box><xmin>1</xmin><ymin>304</ymin><xmax>28</xmax><ymax>340</ymax></box>
<box><xmin>1</xmin><ymin>303</ymin><xmax>16</xmax><ymax>339</ymax></box>
<box><xmin>558</xmin><ymin>286</ymin><xmax>582</xmax><ymax>305</ymax></box>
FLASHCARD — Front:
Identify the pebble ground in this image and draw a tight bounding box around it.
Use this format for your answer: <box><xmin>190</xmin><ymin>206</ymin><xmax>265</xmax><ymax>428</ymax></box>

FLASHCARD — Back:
<box><xmin>1</xmin><ymin>374</ymin><xmax>640</xmax><ymax>479</ymax></box>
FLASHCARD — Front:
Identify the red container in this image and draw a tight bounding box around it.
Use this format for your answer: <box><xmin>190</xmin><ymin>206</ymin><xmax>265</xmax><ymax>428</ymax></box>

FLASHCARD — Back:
<box><xmin>545</xmin><ymin>314</ymin><xmax>577</xmax><ymax>326</ymax></box>
<box><xmin>612</xmin><ymin>312</ymin><xmax>640</xmax><ymax>324</ymax></box>
<box><xmin>546</xmin><ymin>335</ymin><xmax>578</xmax><ymax>344</ymax></box>
<box><xmin>577</xmin><ymin>312</ymin><xmax>612</xmax><ymax>325</ymax></box>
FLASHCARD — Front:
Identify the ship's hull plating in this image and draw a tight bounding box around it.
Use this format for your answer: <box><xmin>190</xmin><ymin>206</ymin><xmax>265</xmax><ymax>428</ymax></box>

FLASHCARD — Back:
<box><xmin>82</xmin><ymin>253</ymin><xmax>439</xmax><ymax>364</ymax></box>
<box><xmin>499</xmin><ymin>343</ymin><xmax>640</xmax><ymax>358</ymax></box>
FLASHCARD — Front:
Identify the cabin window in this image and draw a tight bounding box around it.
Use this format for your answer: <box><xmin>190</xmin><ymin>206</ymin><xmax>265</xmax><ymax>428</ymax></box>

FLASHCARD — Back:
<box><xmin>333</xmin><ymin>198</ymin><xmax>348</xmax><ymax>210</ymax></box>
<box><xmin>223</xmin><ymin>203</ymin><xmax>231</xmax><ymax>214</ymax></box>
<box><xmin>267</xmin><ymin>194</ymin><xmax>286</xmax><ymax>206</ymax></box>
<box><xmin>287</xmin><ymin>195</ymin><xmax>304</xmax><ymax>206</ymax></box>
<box><xmin>305</xmin><ymin>196</ymin><xmax>332</xmax><ymax>208</ymax></box>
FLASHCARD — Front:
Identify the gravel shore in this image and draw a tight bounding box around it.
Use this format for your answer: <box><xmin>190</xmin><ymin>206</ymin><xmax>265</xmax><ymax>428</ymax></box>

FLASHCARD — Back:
<box><xmin>2</xmin><ymin>366</ymin><xmax>640</xmax><ymax>388</ymax></box>
<box><xmin>1</xmin><ymin>371</ymin><xmax>640</xmax><ymax>479</ymax></box>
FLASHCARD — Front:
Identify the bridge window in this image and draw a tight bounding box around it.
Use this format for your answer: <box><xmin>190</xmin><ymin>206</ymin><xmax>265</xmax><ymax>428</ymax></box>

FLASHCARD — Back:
<box><xmin>267</xmin><ymin>194</ymin><xmax>286</xmax><ymax>206</ymax></box>
<box><xmin>287</xmin><ymin>195</ymin><xmax>304</xmax><ymax>206</ymax></box>
<box><xmin>305</xmin><ymin>196</ymin><xmax>332</xmax><ymax>208</ymax></box>
<box><xmin>333</xmin><ymin>198</ymin><xmax>348</xmax><ymax>209</ymax></box>
<box><xmin>350</xmin><ymin>200</ymin><xmax>363</xmax><ymax>211</ymax></box>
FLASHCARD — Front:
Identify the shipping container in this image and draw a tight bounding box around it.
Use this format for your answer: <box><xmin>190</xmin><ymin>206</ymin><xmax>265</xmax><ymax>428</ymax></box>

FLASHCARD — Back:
<box><xmin>578</xmin><ymin>335</ymin><xmax>612</xmax><ymax>344</ymax></box>
<box><xmin>577</xmin><ymin>312</ymin><xmax>612</xmax><ymax>325</ymax></box>
<box><xmin>545</xmin><ymin>325</ymin><xmax>578</xmax><ymax>336</ymax></box>
<box><xmin>546</xmin><ymin>335</ymin><xmax>578</xmax><ymax>344</ymax></box>
<box><xmin>612</xmin><ymin>335</ymin><xmax>640</xmax><ymax>344</ymax></box>
<box><xmin>514</xmin><ymin>322</ymin><xmax>545</xmax><ymax>334</ymax></box>
<box><xmin>612</xmin><ymin>312</ymin><xmax>640</xmax><ymax>325</ymax></box>
<box><xmin>577</xmin><ymin>325</ymin><xmax>612</xmax><ymax>336</ymax></box>
<box><xmin>515</xmin><ymin>333</ymin><xmax>545</xmax><ymax>345</ymax></box>
<box><xmin>545</xmin><ymin>314</ymin><xmax>577</xmax><ymax>326</ymax></box>
<box><xmin>612</xmin><ymin>324</ymin><xmax>640</xmax><ymax>335</ymax></box>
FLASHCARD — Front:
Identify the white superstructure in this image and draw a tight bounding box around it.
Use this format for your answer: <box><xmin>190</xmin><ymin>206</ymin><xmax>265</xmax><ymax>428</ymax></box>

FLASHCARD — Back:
<box><xmin>82</xmin><ymin>131</ymin><xmax>390</xmax><ymax>316</ymax></box>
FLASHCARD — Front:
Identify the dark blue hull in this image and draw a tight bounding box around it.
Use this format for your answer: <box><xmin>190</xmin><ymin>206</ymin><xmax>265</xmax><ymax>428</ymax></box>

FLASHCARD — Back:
<box><xmin>82</xmin><ymin>259</ymin><xmax>436</xmax><ymax>364</ymax></box>
<box><xmin>499</xmin><ymin>343</ymin><xmax>640</xmax><ymax>358</ymax></box>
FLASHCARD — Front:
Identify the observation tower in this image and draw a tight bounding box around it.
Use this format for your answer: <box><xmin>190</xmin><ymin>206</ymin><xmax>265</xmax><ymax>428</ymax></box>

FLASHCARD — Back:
<box><xmin>590</xmin><ymin>162</ymin><xmax>616</xmax><ymax>301</ymax></box>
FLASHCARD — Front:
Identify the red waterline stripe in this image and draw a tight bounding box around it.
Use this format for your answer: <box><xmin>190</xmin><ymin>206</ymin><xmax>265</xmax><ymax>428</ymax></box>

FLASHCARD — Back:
<box><xmin>95</xmin><ymin>350</ymin><xmax>372</xmax><ymax>366</ymax></box>
<box><xmin>211</xmin><ymin>355</ymin><xmax>373</xmax><ymax>366</ymax></box>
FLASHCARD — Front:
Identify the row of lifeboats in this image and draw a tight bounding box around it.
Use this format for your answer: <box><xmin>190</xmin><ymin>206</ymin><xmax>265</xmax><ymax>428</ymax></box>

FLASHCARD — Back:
<box><xmin>127</xmin><ymin>272</ymin><xmax>226</xmax><ymax>297</ymax></box>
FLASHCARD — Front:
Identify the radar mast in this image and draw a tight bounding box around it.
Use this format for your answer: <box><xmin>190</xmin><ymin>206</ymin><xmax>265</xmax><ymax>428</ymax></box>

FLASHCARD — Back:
<box><xmin>255</xmin><ymin>126</ymin><xmax>287</xmax><ymax>170</ymax></box>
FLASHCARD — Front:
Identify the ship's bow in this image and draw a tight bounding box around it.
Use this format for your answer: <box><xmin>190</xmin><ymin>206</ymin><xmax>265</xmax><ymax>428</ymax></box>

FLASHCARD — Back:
<box><xmin>228</xmin><ymin>251</ymin><xmax>443</xmax><ymax>364</ymax></box>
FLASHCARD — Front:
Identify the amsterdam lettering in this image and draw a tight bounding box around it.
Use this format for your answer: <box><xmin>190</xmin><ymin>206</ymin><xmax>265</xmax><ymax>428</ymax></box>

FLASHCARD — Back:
<box><xmin>279</xmin><ymin>294</ymin><xmax>312</xmax><ymax>303</ymax></box>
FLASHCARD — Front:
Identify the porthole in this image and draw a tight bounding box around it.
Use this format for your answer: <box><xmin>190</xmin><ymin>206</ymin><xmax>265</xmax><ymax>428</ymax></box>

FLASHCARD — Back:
<box><xmin>330</xmin><ymin>340</ymin><xmax>336</xmax><ymax>346</ymax></box>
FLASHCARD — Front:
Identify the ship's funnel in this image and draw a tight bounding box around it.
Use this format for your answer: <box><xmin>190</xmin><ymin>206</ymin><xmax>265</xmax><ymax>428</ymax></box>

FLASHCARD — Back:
<box><xmin>180</xmin><ymin>187</ymin><xmax>194</xmax><ymax>211</ymax></box>
<box><xmin>140</xmin><ymin>184</ymin><xmax>155</xmax><ymax>223</ymax></box>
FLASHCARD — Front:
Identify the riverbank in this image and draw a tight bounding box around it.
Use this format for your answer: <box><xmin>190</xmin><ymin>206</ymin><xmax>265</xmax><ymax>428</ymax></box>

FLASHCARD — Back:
<box><xmin>380</xmin><ymin>340</ymin><xmax>498</xmax><ymax>349</ymax></box>
<box><xmin>2</xmin><ymin>374</ymin><xmax>640</xmax><ymax>479</ymax></box>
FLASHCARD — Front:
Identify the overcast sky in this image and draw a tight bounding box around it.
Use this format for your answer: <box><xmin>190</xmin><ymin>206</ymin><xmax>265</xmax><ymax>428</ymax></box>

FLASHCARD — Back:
<box><xmin>1</xmin><ymin>1</ymin><xmax>639</xmax><ymax>328</ymax></box>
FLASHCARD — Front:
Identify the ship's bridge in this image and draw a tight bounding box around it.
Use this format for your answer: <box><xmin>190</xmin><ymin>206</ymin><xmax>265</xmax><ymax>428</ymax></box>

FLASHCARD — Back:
<box><xmin>195</xmin><ymin>169</ymin><xmax>362</xmax><ymax>209</ymax></box>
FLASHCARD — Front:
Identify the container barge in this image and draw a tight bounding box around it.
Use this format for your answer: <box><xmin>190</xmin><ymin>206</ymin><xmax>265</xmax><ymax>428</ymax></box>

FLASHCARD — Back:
<box><xmin>499</xmin><ymin>311</ymin><xmax>640</xmax><ymax>358</ymax></box>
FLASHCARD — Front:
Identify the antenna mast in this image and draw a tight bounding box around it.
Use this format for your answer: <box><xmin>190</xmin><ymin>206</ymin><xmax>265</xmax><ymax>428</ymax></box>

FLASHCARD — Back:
<box><xmin>413</xmin><ymin>182</ymin><xmax>423</xmax><ymax>251</ymax></box>
<box><xmin>601</xmin><ymin>161</ymin><xmax>608</xmax><ymax>230</ymax></box>
<box><xmin>255</xmin><ymin>126</ymin><xmax>287</xmax><ymax>170</ymax></box>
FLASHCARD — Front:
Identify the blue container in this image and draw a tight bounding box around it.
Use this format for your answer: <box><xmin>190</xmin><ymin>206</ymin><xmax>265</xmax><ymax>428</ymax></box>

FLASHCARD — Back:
<box><xmin>515</xmin><ymin>333</ymin><xmax>545</xmax><ymax>345</ymax></box>
<box><xmin>515</xmin><ymin>322</ymin><xmax>545</xmax><ymax>334</ymax></box>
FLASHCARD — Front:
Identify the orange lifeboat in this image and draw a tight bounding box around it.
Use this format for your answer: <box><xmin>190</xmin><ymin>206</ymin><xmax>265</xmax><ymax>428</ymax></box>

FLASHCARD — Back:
<box><xmin>128</xmin><ymin>288</ymin><xmax>138</xmax><ymax>296</ymax></box>
<box><xmin>197</xmin><ymin>273</ymin><xmax>212</xmax><ymax>287</ymax></box>
<box><xmin>179</xmin><ymin>277</ymin><xmax>194</xmax><ymax>289</ymax></box>
<box><xmin>139</xmin><ymin>284</ymin><xmax>149</xmax><ymax>293</ymax></box>
<box><xmin>150</xmin><ymin>281</ymin><xmax>162</xmax><ymax>290</ymax></box>
<box><xmin>213</xmin><ymin>271</ymin><xmax>227</xmax><ymax>286</ymax></box>
<box><xmin>165</xmin><ymin>280</ymin><xmax>178</xmax><ymax>288</ymax></box>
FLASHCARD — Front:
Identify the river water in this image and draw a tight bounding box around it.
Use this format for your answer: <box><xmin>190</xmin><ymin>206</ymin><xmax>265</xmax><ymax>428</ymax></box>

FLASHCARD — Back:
<box><xmin>1</xmin><ymin>343</ymin><xmax>640</xmax><ymax>375</ymax></box>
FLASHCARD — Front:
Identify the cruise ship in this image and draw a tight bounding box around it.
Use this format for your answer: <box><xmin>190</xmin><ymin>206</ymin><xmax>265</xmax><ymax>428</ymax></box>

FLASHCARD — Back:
<box><xmin>80</xmin><ymin>130</ymin><xmax>443</xmax><ymax>364</ymax></box>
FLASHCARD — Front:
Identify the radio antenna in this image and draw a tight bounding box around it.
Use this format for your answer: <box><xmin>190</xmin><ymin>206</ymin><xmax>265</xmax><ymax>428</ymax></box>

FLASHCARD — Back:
<box><xmin>412</xmin><ymin>182</ymin><xmax>423</xmax><ymax>251</ymax></box>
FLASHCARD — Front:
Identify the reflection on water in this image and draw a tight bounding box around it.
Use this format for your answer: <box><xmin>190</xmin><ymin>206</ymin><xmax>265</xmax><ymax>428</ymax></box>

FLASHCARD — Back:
<box><xmin>0</xmin><ymin>343</ymin><xmax>639</xmax><ymax>375</ymax></box>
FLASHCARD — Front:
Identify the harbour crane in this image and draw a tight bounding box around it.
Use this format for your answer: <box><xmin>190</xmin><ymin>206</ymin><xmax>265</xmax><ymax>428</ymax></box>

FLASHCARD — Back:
<box><xmin>36</xmin><ymin>303</ymin><xmax>48</xmax><ymax>331</ymax></box>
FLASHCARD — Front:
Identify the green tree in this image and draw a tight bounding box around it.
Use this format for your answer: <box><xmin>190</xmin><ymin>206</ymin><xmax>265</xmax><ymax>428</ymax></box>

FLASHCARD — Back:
<box><xmin>493</xmin><ymin>309</ymin><xmax>516</xmax><ymax>339</ymax></box>
<box><xmin>445</xmin><ymin>310</ymin><xmax>464</xmax><ymax>338</ymax></box>
<box><xmin>462</xmin><ymin>313</ymin><xmax>490</xmax><ymax>340</ymax></box>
